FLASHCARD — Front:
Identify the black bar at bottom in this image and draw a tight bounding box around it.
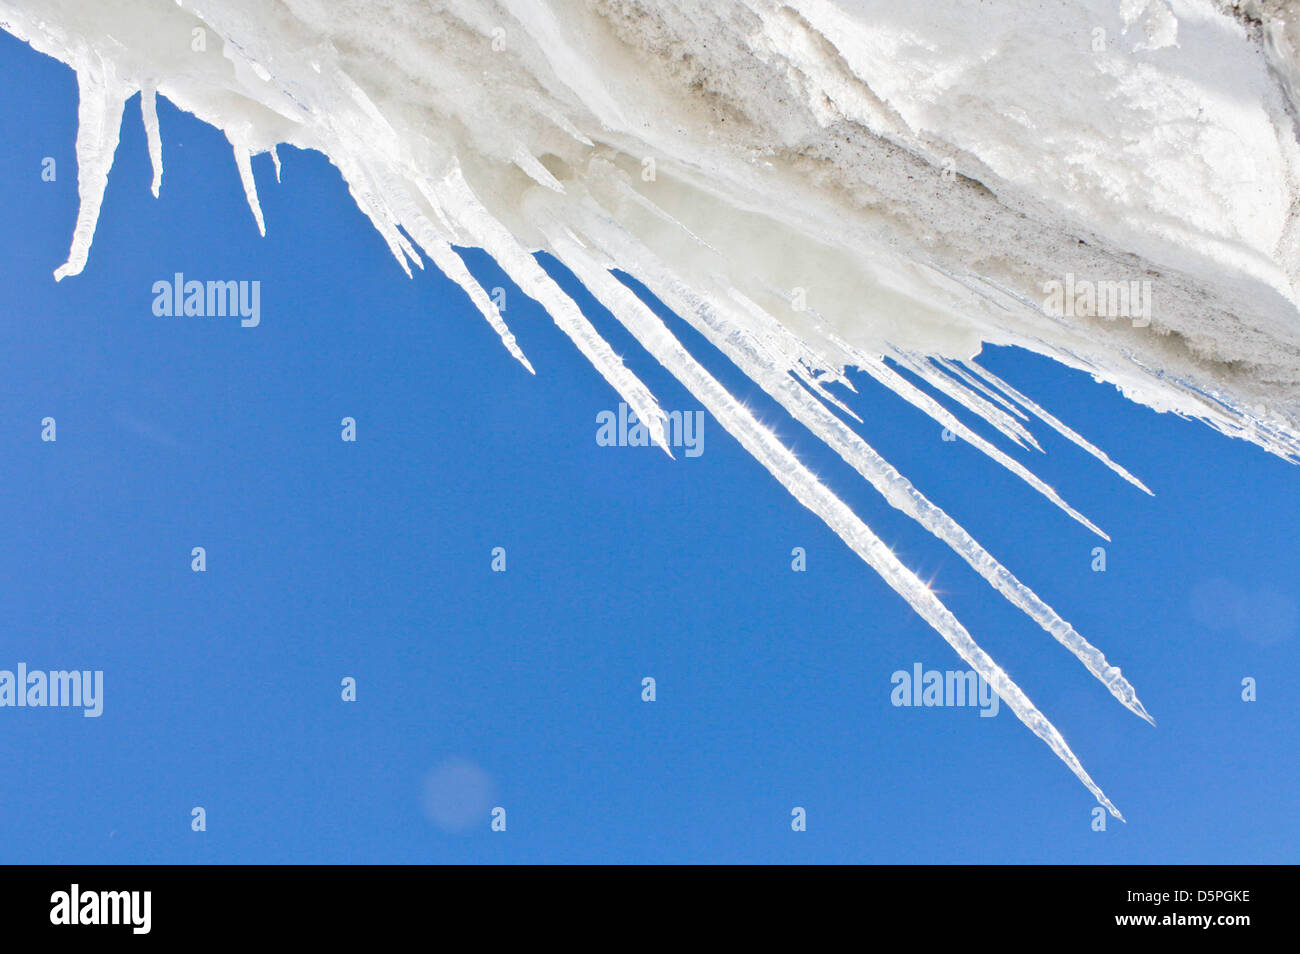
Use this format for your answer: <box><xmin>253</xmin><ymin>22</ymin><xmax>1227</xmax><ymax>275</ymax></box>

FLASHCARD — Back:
<box><xmin>0</xmin><ymin>864</ymin><xmax>1284</xmax><ymax>940</ymax></box>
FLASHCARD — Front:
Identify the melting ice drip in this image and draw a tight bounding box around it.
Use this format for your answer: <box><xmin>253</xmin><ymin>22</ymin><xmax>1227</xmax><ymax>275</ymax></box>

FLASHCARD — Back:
<box><xmin>6</xmin><ymin>0</ymin><xmax>1300</xmax><ymax>820</ymax></box>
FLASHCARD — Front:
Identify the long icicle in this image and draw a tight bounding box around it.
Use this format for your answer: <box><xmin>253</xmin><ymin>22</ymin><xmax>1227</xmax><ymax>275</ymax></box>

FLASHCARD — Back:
<box><xmin>855</xmin><ymin>352</ymin><xmax>1112</xmax><ymax>540</ymax></box>
<box><xmin>436</xmin><ymin>164</ymin><xmax>672</xmax><ymax>454</ymax></box>
<box><xmin>228</xmin><ymin>134</ymin><xmax>266</xmax><ymax>237</ymax></box>
<box><xmin>546</xmin><ymin>222</ymin><xmax>1126</xmax><ymax>819</ymax></box>
<box><xmin>54</xmin><ymin>65</ymin><xmax>128</xmax><ymax>281</ymax></box>
<box><xmin>965</xmin><ymin>359</ymin><xmax>1155</xmax><ymax>496</ymax></box>
<box><xmin>892</xmin><ymin>350</ymin><xmax>1042</xmax><ymax>452</ymax></box>
<box><xmin>933</xmin><ymin>355</ymin><xmax>1029</xmax><ymax>421</ymax></box>
<box><xmin>574</xmin><ymin>203</ymin><xmax>1153</xmax><ymax>726</ymax></box>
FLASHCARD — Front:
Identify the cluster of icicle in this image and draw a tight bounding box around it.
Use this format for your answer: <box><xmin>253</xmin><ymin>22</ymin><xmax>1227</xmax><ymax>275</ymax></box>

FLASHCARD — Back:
<box><xmin>7</xmin><ymin>0</ymin><xmax>1300</xmax><ymax>820</ymax></box>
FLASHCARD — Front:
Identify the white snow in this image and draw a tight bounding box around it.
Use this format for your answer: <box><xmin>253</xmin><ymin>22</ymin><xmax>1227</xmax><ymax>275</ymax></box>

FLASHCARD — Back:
<box><xmin>4</xmin><ymin>0</ymin><xmax>1299</xmax><ymax>818</ymax></box>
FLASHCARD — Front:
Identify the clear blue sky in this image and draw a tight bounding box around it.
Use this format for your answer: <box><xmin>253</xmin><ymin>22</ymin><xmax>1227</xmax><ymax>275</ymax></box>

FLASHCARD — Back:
<box><xmin>0</xmin><ymin>29</ymin><xmax>1295</xmax><ymax>864</ymax></box>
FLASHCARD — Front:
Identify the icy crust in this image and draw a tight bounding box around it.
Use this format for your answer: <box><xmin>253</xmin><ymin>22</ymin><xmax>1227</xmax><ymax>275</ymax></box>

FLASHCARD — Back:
<box><xmin>5</xmin><ymin>0</ymin><xmax>1300</xmax><ymax>816</ymax></box>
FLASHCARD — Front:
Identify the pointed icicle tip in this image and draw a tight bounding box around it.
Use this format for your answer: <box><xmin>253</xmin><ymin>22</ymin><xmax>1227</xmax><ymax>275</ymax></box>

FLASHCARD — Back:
<box><xmin>1133</xmin><ymin>699</ymin><xmax>1157</xmax><ymax>728</ymax></box>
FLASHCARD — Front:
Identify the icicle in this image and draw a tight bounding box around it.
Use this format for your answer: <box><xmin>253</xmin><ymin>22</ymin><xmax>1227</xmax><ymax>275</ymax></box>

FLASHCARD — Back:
<box><xmin>573</xmin><ymin>204</ymin><xmax>1153</xmax><ymax>726</ymax></box>
<box><xmin>415</xmin><ymin>233</ymin><xmax>536</xmax><ymax>373</ymax></box>
<box><xmin>269</xmin><ymin>145</ymin><xmax>282</xmax><ymax>183</ymax></box>
<box><xmin>228</xmin><ymin>135</ymin><xmax>266</xmax><ymax>237</ymax></box>
<box><xmin>54</xmin><ymin>66</ymin><xmax>129</xmax><ymax>282</ymax></box>
<box><xmin>934</xmin><ymin>356</ymin><xmax>1028</xmax><ymax>421</ymax></box>
<box><xmin>333</xmin><ymin>158</ymin><xmax>415</xmax><ymax>277</ymax></box>
<box><xmin>140</xmin><ymin>85</ymin><xmax>163</xmax><ymax>198</ymax></box>
<box><xmin>512</xmin><ymin>146</ymin><xmax>565</xmax><ymax>193</ymax></box>
<box><xmin>437</xmin><ymin>164</ymin><xmax>672</xmax><ymax>453</ymax></box>
<box><xmin>965</xmin><ymin>360</ymin><xmax>1155</xmax><ymax>496</ymax></box>
<box><xmin>546</xmin><ymin>222</ymin><xmax>1125</xmax><ymax>819</ymax></box>
<box><xmin>725</xmin><ymin>287</ymin><xmax>859</xmax><ymax>395</ymax></box>
<box><xmin>358</xmin><ymin>176</ymin><xmax>534</xmax><ymax>371</ymax></box>
<box><xmin>793</xmin><ymin>369</ymin><xmax>865</xmax><ymax>423</ymax></box>
<box><xmin>892</xmin><ymin>351</ymin><xmax>1042</xmax><ymax>452</ymax></box>
<box><xmin>524</xmin><ymin>90</ymin><xmax>595</xmax><ymax>147</ymax></box>
<box><xmin>855</xmin><ymin>353</ymin><xmax>1111</xmax><ymax>539</ymax></box>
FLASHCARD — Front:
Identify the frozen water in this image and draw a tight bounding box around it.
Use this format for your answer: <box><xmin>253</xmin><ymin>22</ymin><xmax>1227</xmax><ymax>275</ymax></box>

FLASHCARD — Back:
<box><xmin>5</xmin><ymin>0</ymin><xmax>1300</xmax><ymax>817</ymax></box>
